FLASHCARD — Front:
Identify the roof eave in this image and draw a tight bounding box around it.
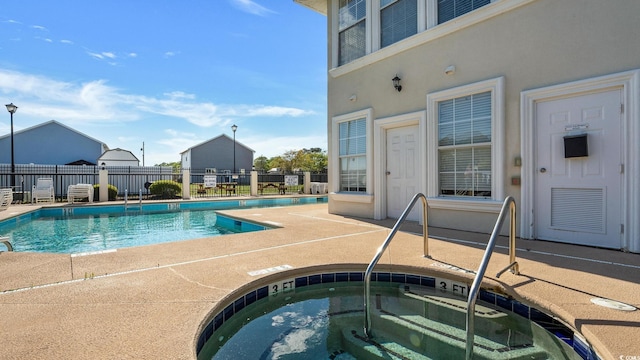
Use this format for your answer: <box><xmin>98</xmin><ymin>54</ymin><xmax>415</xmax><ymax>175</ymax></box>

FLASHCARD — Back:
<box><xmin>294</xmin><ymin>0</ymin><xmax>327</xmax><ymax>15</ymax></box>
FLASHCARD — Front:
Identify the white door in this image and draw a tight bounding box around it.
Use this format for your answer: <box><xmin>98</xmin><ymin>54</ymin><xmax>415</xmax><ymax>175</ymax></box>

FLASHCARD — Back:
<box><xmin>534</xmin><ymin>89</ymin><xmax>623</xmax><ymax>248</ymax></box>
<box><xmin>386</xmin><ymin>125</ymin><xmax>420</xmax><ymax>220</ymax></box>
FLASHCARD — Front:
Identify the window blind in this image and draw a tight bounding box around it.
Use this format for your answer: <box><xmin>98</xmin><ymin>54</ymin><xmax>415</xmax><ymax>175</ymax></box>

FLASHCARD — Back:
<box><xmin>381</xmin><ymin>0</ymin><xmax>418</xmax><ymax>48</ymax></box>
<box><xmin>437</xmin><ymin>0</ymin><xmax>491</xmax><ymax>24</ymax></box>
<box><xmin>438</xmin><ymin>91</ymin><xmax>492</xmax><ymax>197</ymax></box>
<box><xmin>339</xmin><ymin>118</ymin><xmax>367</xmax><ymax>192</ymax></box>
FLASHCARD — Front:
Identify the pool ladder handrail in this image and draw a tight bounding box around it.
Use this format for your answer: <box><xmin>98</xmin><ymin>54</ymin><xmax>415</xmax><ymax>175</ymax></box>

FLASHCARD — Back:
<box><xmin>0</xmin><ymin>236</ymin><xmax>13</xmax><ymax>251</ymax></box>
<box><xmin>124</xmin><ymin>189</ymin><xmax>143</xmax><ymax>210</ymax></box>
<box><xmin>465</xmin><ymin>195</ymin><xmax>519</xmax><ymax>360</ymax></box>
<box><xmin>363</xmin><ymin>192</ymin><xmax>429</xmax><ymax>338</ymax></box>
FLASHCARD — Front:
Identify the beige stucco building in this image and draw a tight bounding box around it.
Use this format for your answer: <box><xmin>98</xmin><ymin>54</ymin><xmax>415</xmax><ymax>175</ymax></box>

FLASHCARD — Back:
<box><xmin>296</xmin><ymin>0</ymin><xmax>640</xmax><ymax>253</ymax></box>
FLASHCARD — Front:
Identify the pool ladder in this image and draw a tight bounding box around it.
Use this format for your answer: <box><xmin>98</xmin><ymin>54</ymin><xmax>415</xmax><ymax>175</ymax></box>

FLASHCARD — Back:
<box><xmin>124</xmin><ymin>189</ymin><xmax>143</xmax><ymax>211</ymax></box>
<box><xmin>0</xmin><ymin>236</ymin><xmax>13</xmax><ymax>251</ymax></box>
<box><xmin>363</xmin><ymin>194</ymin><xmax>519</xmax><ymax>360</ymax></box>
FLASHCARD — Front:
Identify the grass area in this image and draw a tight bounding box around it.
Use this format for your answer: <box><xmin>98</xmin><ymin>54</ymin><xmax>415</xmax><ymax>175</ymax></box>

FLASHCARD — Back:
<box><xmin>189</xmin><ymin>183</ymin><xmax>303</xmax><ymax>196</ymax></box>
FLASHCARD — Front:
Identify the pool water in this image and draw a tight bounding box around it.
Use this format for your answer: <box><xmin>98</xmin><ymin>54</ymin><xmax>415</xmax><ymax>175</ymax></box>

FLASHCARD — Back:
<box><xmin>0</xmin><ymin>196</ymin><xmax>327</xmax><ymax>254</ymax></box>
<box><xmin>5</xmin><ymin>210</ymin><xmax>266</xmax><ymax>254</ymax></box>
<box><xmin>199</xmin><ymin>281</ymin><xmax>584</xmax><ymax>360</ymax></box>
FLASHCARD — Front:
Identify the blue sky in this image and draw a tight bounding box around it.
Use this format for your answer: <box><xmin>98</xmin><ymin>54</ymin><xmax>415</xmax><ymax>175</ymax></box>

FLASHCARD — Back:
<box><xmin>0</xmin><ymin>0</ymin><xmax>326</xmax><ymax>166</ymax></box>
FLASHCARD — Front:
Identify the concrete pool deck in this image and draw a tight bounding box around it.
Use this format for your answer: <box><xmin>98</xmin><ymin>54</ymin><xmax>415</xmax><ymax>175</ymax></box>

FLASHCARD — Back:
<box><xmin>0</xmin><ymin>200</ymin><xmax>638</xmax><ymax>359</ymax></box>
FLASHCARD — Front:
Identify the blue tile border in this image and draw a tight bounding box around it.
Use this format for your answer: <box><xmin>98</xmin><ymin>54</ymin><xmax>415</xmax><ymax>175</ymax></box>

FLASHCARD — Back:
<box><xmin>196</xmin><ymin>271</ymin><xmax>599</xmax><ymax>359</ymax></box>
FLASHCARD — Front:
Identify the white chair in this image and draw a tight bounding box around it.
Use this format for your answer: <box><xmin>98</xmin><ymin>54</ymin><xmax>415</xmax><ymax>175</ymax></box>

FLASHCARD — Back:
<box><xmin>32</xmin><ymin>178</ymin><xmax>55</xmax><ymax>204</ymax></box>
<box><xmin>0</xmin><ymin>188</ymin><xmax>12</xmax><ymax>211</ymax></box>
<box><xmin>67</xmin><ymin>184</ymin><xmax>94</xmax><ymax>204</ymax></box>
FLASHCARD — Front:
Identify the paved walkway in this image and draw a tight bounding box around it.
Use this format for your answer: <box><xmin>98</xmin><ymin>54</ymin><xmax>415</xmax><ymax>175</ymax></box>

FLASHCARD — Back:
<box><xmin>0</xmin><ymin>201</ymin><xmax>638</xmax><ymax>359</ymax></box>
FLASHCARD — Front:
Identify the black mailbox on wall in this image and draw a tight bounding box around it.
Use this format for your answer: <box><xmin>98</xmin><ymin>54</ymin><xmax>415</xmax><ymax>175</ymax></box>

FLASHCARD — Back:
<box><xmin>564</xmin><ymin>134</ymin><xmax>588</xmax><ymax>158</ymax></box>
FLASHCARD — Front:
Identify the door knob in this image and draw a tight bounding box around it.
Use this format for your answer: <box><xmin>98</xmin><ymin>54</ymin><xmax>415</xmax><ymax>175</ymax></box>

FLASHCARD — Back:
<box><xmin>540</xmin><ymin>168</ymin><xmax>547</xmax><ymax>173</ymax></box>
<box><xmin>386</xmin><ymin>171</ymin><xmax>391</xmax><ymax>175</ymax></box>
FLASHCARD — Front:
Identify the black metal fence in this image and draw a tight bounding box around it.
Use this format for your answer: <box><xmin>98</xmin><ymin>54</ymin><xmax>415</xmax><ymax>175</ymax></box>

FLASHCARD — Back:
<box><xmin>0</xmin><ymin>164</ymin><xmax>327</xmax><ymax>203</ymax></box>
<box><xmin>189</xmin><ymin>170</ymin><xmax>251</xmax><ymax>198</ymax></box>
<box><xmin>0</xmin><ymin>164</ymin><xmax>173</xmax><ymax>202</ymax></box>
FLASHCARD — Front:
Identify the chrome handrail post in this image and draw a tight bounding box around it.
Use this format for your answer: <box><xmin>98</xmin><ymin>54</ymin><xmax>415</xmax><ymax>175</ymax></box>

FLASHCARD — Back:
<box><xmin>364</xmin><ymin>193</ymin><xmax>428</xmax><ymax>338</ymax></box>
<box><xmin>422</xmin><ymin>195</ymin><xmax>429</xmax><ymax>258</ymax></box>
<box><xmin>466</xmin><ymin>196</ymin><xmax>517</xmax><ymax>359</ymax></box>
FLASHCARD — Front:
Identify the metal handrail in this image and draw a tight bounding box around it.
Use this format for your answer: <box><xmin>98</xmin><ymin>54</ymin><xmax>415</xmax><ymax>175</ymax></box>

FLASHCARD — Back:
<box><xmin>465</xmin><ymin>196</ymin><xmax>518</xmax><ymax>359</ymax></box>
<box><xmin>363</xmin><ymin>192</ymin><xmax>429</xmax><ymax>338</ymax></box>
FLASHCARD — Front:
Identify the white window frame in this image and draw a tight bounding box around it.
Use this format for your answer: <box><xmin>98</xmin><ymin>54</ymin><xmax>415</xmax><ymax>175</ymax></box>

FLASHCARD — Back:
<box><xmin>426</xmin><ymin>77</ymin><xmax>505</xmax><ymax>212</ymax></box>
<box><xmin>331</xmin><ymin>0</ymin><xmax>533</xmax><ymax>75</ymax></box>
<box><xmin>331</xmin><ymin>108</ymin><xmax>374</xmax><ymax>203</ymax></box>
<box><xmin>337</xmin><ymin>0</ymin><xmax>369</xmax><ymax>66</ymax></box>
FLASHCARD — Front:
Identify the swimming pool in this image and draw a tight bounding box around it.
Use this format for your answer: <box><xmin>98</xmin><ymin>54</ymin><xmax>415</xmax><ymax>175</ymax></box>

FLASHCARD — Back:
<box><xmin>197</xmin><ymin>271</ymin><xmax>597</xmax><ymax>360</ymax></box>
<box><xmin>0</xmin><ymin>196</ymin><xmax>327</xmax><ymax>254</ymax></box>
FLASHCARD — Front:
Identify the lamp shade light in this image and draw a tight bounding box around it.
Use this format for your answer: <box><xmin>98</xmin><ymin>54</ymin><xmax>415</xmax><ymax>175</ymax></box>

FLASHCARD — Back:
<box><xmin>5</xmin><ymin>103</ymin><xmax>18</xmax><ymax>114</ymax></box>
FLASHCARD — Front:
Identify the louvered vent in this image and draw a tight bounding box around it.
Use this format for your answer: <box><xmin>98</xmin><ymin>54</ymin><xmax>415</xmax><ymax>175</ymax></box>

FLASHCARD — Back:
<box><xmin>551</xmin><ymin>188</ymin><xmax>604</xmax><ymax>233</ymax></box>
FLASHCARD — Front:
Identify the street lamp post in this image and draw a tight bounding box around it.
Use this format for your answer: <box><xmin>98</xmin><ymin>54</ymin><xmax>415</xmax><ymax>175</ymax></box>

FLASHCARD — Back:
<box><xmin>5</xmin><ymin>103</ymin><xmax>18</xmax><ymax>188</ymax></box>
<box><xmin>140</xmin><ymin>141</ymin><xmax>145</xmax><ymax>167</ymax></box>
<box><xmin>231</xmin><ymin>124</ymin><xmax>238</xmax><ymax>174</ymax></box>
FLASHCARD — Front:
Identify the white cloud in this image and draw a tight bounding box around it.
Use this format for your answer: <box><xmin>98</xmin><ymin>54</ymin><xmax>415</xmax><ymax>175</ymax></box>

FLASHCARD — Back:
<box><xmin>164</xmin><ymin>91</ymin><xmax>195</xmax><ymax>100</ymax></box>
<box><xmin>247</xmin><ymin>134</ymin><xmax>327</xmax><ymax>158</ymax></box>
<box><xmin>87</xmin><ymin>52</ymin><xmax>105</xmax><ymax>60</ymax></box>
<box><xmin>229</xmin><ymin>0</ymin><xmax>276</xmax><ymax>16</ymax></box>
<box><xmin>157</xmin><ymin>129</ymin><xmax>202</xmax><ymax>154</ymax></box>
<box><xmin>60</xmin><ymin>39</ymin><xmax>74</xmax><ymax>45</ymax></box>
<box><xmin>88</xmin><ymin>51</ymin><xmax>117</xmax><ymax>60</ymax></box>
<box><xmin>32</xmin><ymin>25</ymin><xmax>48</xmax><ymax>31</ymax></box>
<box><xmin>0</xmin><ymin>69</ymin><xmax>313</xmax><ymax>130</ymax></box>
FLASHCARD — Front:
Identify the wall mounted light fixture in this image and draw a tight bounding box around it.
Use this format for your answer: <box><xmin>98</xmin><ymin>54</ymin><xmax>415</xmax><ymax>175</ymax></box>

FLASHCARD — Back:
<box><xmin>392</xmin><ymin>75</ymin><xmax>402</xmax><ymax>92</ymax></box>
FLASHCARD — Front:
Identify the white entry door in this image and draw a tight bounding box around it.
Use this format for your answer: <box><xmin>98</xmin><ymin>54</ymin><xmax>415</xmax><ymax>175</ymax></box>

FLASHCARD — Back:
<box><xmin>386</xmin><ymin>125</ymin><xmax>420</xmax><ymax>220</ymax></box>
<box><xmin>534</xmin><ymin>89</ymin><xmax>623</xmax><ymax>248</ymax></box>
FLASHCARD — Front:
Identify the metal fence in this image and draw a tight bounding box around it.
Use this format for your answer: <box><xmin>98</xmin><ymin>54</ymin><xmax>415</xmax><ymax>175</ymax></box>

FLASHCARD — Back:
<box><xmin>0</xmin><ymin>164</ymin><xmax>173</xmax><ymax>202</ymax></box>
<box><xmin>0</xmin><ymin>164</ymin><xmax>327</xmax><ymax>203</ymax></box>
<box><xmin>189</xmin><ymin>170</ymin><xmax>251</xmax><ymax>198</ymax></box>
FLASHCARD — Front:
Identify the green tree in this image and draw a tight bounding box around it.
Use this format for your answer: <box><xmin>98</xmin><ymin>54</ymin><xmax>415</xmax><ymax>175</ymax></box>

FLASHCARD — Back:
<box><xmin>268</xmin><ymin>155</ymin><xmax>288</xmax><ymax>173</ymax></box>
<box><xmin>155</xmin><ymin>161</ymin><xmax>181</xmax><ymax>172</ymax></box>
<box><xmin>301</xmin><ymin>151</ymin><xmax>328</xmax><ymax>173</ymax></box>
<box><xmin>266</xmin><ymin>149</ymin><xmax>328</xmax><ymax>173</ymax></box>
<box><xmin>253</xmin><ymin>156</ymin><xmax>270</xmax><ymax>173</ymax></box>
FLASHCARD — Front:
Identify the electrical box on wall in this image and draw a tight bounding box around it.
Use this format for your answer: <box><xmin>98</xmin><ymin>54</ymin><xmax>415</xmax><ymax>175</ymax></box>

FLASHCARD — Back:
<box><xmin>564</xmin><ymin>134</ymin><xmax>588</xmax><ymax>158</ymax></box>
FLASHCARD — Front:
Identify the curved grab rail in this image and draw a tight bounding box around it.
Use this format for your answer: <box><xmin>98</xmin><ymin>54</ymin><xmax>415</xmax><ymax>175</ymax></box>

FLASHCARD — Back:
<box><xmin>0</xmin><ymin>236</ymin><xmax>13</xmax><ymax>251</ymax></box>
<box><xmin>465</xmin><ymin>196</ymin><xmax>518</xmax><ymax>359</ymax></box>
<box><xmin>363</xmin><ymin>192</ymin><xmax>429</xmax><ymax>338</ymax></box>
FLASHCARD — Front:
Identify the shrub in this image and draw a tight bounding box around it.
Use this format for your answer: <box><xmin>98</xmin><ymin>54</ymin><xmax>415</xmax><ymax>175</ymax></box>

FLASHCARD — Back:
<box><xmin>149</xmin><ymin>180</ymin><xmax>182</xmax><ymax>198</ymax></box>
<box><xmin>93</xmin><ymin>184</ymin><xmax>118</xmax><ymax>201</ymax></box>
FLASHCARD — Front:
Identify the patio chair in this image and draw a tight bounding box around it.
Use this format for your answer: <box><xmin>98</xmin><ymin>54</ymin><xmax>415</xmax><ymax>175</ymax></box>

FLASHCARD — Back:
<box><xmin>67</xmin><ymin>184</ymin><xmax>94</xmax><ymax>204</ymax></box>
<box><xmin>0</xmin><ymin>188</ymin><xmax>11</xmax><ymax>211</ymax></box>
<box><xmin>32</xmin><ymin>178</ymin><xmax>55</xmax><ymax>204</ymax></box>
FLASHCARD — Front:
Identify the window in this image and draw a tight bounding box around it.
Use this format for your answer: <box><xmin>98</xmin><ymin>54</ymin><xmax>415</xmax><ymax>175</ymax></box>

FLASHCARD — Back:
<box><xmin>332</xmin><ymin>0</ymin><xmax>515</xmax><ymax>70</ymax></box>
<box><xmin>380</xmin><ymin>0</ymin><xmax>418</xmax><ymax>48</ymax></box>
<box><xmin>427</xmin><ymin>77</ymin><xmax>505</xmax><ymax>204</ymax></box>
<box><xmin>339</xmin><ymin>0</ymin><xmax>367</xmax><ymax>66</ymax></box>
<box><xmin>339</xmin><ymin>118</ymin><xmax>367</xmax><ymax>192</ymax></box>
<box><xmin>438</xmin><ymin>91</ymin><xmax>492</xmax><ymax>197</ymax></box>
<box><xmin>331</xmin><ymin>109</ymin><xmax>372</xmax><ymax>197</ymax></box>
<box><xmin>437</xmin><ymin>0</ymin><xmax>491</xmax><ymax>24</ymax></box>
